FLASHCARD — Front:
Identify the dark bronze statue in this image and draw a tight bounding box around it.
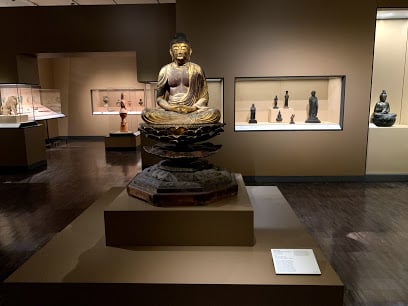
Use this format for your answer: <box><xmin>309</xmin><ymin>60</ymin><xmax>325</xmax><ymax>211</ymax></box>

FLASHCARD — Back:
<box><xmin>305</xmin><ymin>90</ymin><xmax>321</xmax><ymax>123</ymax></box>
<box><xmin>284</xmin><ymin>90</ymin><xmax>289</xmax><ymax>108</ymax></box>
<box><xmin>372</xmin><ymin>90</ymin><xmax>397</xmax><ymax>127</ymax></box>
<box><xmin>249</xmin><ymin>103</ymin><xmax>257</xmax><ymax>123</ymax></box>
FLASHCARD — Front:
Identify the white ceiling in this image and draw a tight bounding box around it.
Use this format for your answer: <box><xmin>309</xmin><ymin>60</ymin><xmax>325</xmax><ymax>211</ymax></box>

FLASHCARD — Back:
<box><xmin>0</xmin><ymin>0</ymin><xmax>175</xmax><ymax>7</ymax></box>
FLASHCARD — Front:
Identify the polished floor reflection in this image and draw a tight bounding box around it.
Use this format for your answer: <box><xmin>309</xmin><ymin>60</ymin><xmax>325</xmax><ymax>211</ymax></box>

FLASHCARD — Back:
<box><xmin>0</xmin><ymin>140</ymin><xmax>407</xmax><ymax>305</ymax></box>
<box><xmin>275</xmin><ymin>182</ymin><xmax>408</xmax><ymax>306</ymax></box>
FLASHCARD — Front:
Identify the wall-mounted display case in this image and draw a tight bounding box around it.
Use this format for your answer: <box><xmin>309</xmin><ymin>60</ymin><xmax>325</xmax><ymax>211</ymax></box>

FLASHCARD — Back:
<box><xmin>91</xmin><ymin>88</ymin><xmax>146</xmax><ymax>115</ymax></box>
<box><xmin>234</xmin><ymin>76</ymin><xmax>345</xmax><ymax>131</ymax></box>
<box><xmin>0</xmin><ymin>84</ymin><xmax>64</xmax><ymax>127</ymax></box>
<box><xmin>112</xmin><ymin>78</ymin><xmax>224</xmax><ymax>119</ymax></box>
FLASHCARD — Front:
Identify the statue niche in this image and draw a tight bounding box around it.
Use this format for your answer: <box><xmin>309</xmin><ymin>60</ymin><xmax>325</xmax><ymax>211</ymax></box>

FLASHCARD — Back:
<box><xmin>127</xmin><ymin>33</ymin><xmax>237</xmax><ymax>206</ymax></box>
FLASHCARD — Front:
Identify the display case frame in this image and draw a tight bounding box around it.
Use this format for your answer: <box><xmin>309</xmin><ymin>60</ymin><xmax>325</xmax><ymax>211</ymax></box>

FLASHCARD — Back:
<box><xmin>234</xmin><ymin>76</ymin><xmax>345</xmax><ymax>131</ymax></box>
<box><xmin>91</xmin><ymin>88</ymin><xmax>146</xmax><ymax>115</ymax></box>
<box><xmin>130</xmin><ymin>78</ymin><xmax>224</xmax><ymax>121</ymax></box>
<box><xmin>0</xmin><ymin>84</ymin><xmax>64</xmax><ymax>127</ymax></box>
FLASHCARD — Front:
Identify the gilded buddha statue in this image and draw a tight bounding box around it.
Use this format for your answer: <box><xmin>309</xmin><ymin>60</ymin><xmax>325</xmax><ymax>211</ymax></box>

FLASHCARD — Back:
<box><xmin>128</xmin><ymin>33</ymin><xmax>236</xmax><ymax>206</ymax></box>
<box><xmin>141</xmin><ymin>33</ymin><xmax>221</xmax><ymax>125</ymax></box>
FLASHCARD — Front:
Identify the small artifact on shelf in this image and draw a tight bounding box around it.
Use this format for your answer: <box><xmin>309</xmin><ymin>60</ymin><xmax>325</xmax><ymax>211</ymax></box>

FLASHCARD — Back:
<box><xmin>119</xmin><ymin>93</ymin><xmax>128</xmax><ymax>132</ymax></box>
<box><xmin>372</xmin><ymin>89</ymin><xmax>397</xmax><ymax>127</ymax></box>
<box><xmin>284</xmin><ymin>90</ymin><xmax>289</xmax><ymax>108</ymax></box>
<box><xmin>290</xmin><ymin>114</ymin><xmax>295</xmax><ymax>124</ymax></box>
<box><xmin>305</xmin><ymin>90</ymin><xmax>321</xmax><ymax>123</ymax></box>
<box><xmin>103</xmin><ymin>96</ymin><xmax>109</xmax><ymax>107</ymax></box>
<box><xmin>1</xmin><ymin>96</ymin><xmax>18</xmax><ymax>115</ymax></box>
<box><xmin>249</xmin><ymin>103</ymin><xmax>257</xmax><ymax>123</ymax></box>
<box><xmin>273</xmin><ymin>95</ymin><xmax>279</xmax><ymax>109</ymax></box>
<box><xmin>276</xmin><ymin>110</ymin><xmax>283</xmax><ymax>122</ymax></box>
<box><xmin>138</xmin><ymin>98</ymin><xmax>143</xmax><ymax>106</ymax></box>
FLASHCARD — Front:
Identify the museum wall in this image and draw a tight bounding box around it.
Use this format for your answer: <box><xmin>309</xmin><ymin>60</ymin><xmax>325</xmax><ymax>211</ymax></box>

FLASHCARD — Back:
<box><xmin>175</xmin><ymin>0</ymin><xmax>377</xmax><ymax>177</ymax></box>
<box><xmin>38</xmin><ymin>52</ymin><xmax>144</xmax><ymax>137</ymax></box>
<box><xmin>0</xmin><ymin>4</ymin><xmax>175</xmax><ymax>83</ymax></box>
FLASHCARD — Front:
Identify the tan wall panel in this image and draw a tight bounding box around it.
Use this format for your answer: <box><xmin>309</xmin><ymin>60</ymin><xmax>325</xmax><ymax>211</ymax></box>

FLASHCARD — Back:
<box><xmin>39</xmin><ymin>53</ymin><xmax>144</xmax><ymax>137</ymax></box>
<box><xmin>177</xmin><ymin>0</ymin><xmax>376</xmax><ymax>176</ymax></box>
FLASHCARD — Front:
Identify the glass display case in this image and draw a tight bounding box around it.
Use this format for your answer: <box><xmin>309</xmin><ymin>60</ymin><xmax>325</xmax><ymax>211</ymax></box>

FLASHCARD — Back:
<box><xmin>91</xmin><ymin>88</ymin><xmax>146</xmax><ymax>115</ymax></box>
<box><xmin>95</xmin><ymin>79</ymin><xmax>224</xmax><ymax>119</ymax></box>
<box><xmin>234</xmin><ymin>76</ymin><xmax>345</xmax><ymax>131</ymax></box>
<box><xmin>0</xmin><ymin>84</ymin><xmax>64</xmax><ymax>127</ymax></box>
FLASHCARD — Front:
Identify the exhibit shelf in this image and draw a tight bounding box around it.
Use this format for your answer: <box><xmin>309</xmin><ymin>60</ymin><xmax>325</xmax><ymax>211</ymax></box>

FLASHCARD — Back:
<box><xmin>235</xmin><ymin>122</ymin><xmax>342</xmax><ymax>131</ymax></box>
<box><xmin>366</xmin><ymin>123</ymin><xmax>408</xmax><ymax>175</ymax></box>
<box><xmin>93</xmin><ymin>111</ymin><xmax>142</xmax><ymax>115</ymax></box>
<box><xmin>33</xmin><ymin>113</ymin><xmax>65</xmax><ymax>120</ymax></box>
<box><xmin>3</xmin><ymin>185</ymin><xmax>343</xmax><ymax>306</ymax></box>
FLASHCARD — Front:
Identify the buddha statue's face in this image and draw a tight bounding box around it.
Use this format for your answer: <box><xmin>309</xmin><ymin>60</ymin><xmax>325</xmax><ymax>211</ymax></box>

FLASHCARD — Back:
<box><xmin>170</xmin><ymin>42</ymin><xmax>192</xmax><ymax>64</ymax></box>
<box><xmin>380</xmin><ymin>91</ymin><xmax>387</xmax><ymax>102</ymax></box>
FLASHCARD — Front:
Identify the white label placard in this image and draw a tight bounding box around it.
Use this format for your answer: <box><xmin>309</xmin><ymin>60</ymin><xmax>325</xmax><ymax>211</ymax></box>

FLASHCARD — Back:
<box><xmin>271</xmin><ymin>249</ymin><xmax>321</xmax><ymax>275</ymax></box>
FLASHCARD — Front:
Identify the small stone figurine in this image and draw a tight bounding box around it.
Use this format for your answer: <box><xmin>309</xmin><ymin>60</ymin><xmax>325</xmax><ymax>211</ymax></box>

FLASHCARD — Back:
<box><xmin>290</xmin><ymin>114</ymin><xmax>295</xmax><ymax>124</ymax></box>
<box><xmin>305</xmin><ymin>90</ymin><xmax>321</xmax><ymax>123</ymax></box>
<box><xmin>284</xmin><ymin>90</ymin><xmax>289</xmax><ymax>108</ymax></box>
<box><xmin>273</xmin><ymin>96</ymin><xmax>279</xmax><ymax>109</ymax></box>
<box><xmin>276</xmin><ymin>110</ymin><xmax>283</xmax><ymax>122</ymax></box>
<box><xmin>138</xmin><ymin>98</ymin><xmax>144</xmax><ymax>106</ymax></box>
<box><xmin>103</xmin><ymin>96</ymin><xmax>109</xmax><ymax>108</ymax></box>
<box><xmin>249</xmin><ymin>103</ymin><xmax>257</xmax><ymax>123</ymax></box>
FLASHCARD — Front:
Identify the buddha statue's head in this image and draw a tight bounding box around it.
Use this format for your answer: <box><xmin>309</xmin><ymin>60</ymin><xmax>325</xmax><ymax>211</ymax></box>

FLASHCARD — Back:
<box><xmin>169</xmin><ymin>33</ymin><xmax>192</xmax><ymax>65</ymax></box>
<box><xmin>380</xmin><ymin>90</ymin><xmax>387</xmax><ymax>102</ymax></box>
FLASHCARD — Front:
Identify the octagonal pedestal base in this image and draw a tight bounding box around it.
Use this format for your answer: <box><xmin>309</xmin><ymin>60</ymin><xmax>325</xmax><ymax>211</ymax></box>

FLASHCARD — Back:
<box><xmin>127</xmin><ymin>160</ymin><xmax>238</xmax><ymax>206</ymax></box>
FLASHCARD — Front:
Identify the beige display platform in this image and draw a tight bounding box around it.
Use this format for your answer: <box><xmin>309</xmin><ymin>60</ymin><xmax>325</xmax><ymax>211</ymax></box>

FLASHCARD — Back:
<box><xmin>3</xmin><ymin>186</ymin><xmax>344</xmax><ymax>306</ymax></box>
<box><xmin>0</xmin><ymin>124</ymin><xmax>46</xmax><ymax>170</ymax></box>
<box><xmin>104</xmin><ymin>131</ymin><xmax>140</xmax><ymax>150</ymax></box>
<box><xmin>0</xmin><ymin>114</ymin><xmax>29</xmax><ymax>124</ymax></box>
<box><xmin>105</xmin><ymin>174</ymin><xmax>254</xmax><ymax>246</ymax></box>
<box><xmin>366</xmin><ymin>124</ymin><xmax>408</xmax><ymax>174</ymax></box>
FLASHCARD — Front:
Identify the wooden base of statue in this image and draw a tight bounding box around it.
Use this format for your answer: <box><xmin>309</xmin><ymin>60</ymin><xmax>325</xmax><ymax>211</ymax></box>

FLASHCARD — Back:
<box><xmin>127</xmin><ymin>123</ymin><xmax>238</xmax><ymax>206</ymax></box>
<box><xmin>127</xmin><ymin>159</ymin><xmax>238</xmax><ymax>207</ymax></box>
<box><xmin>120</xmin><ymin>122</ymin><xmax>128</xmax><ymax>133</ymax></box>
<box><xmin>305</xmin><ymin>117</ymin><xmax>321</xmax><ymax>123</ymax></box>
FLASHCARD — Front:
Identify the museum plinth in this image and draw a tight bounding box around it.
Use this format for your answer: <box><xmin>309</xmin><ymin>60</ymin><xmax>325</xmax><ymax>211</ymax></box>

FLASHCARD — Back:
<box><xmin>0</xmin><ymin>124</ymin><xmax>47</xmax><ymax>171</ymax></box>
<box><xmin>105</xmin><ymin>174</ymin><xmax>253</xmax><ymax>246</ymax></box>
<box><xmin>104</xmin><ymin>131</ymin><xmax>140</xmax><ymax>151</ymax></box>
<box><xmin>3</xmin><ymin>182</ymin><xmax>344</xmax><ymax>306</ymax></box>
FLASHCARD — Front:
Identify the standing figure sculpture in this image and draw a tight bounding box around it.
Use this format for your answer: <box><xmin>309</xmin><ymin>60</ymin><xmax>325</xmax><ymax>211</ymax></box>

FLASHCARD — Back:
<box><xmin>372</xmin><ymin>90</ymin><xmax>397</xmax><ymax>127</ymax></box>
<box><xmin>249</xmin><ymin>103</ymin><xmax>257</xmax><ymax>123</ymax></box>
<box><xmin>119</xmin><ymin>93</ymin><xmax>128</xmax><ymax>132</ymax></box>
<box><xmin>273</xmin><ymin>96</ymin><xmax>279</xmax><ymax>109</ymax></box>
<box><xmin>141</xmin><ymin>33</ymin><xmax>220</xmax><ymax>125</ymax></box>
<box><xmin>284</xmin><ymin>90</ymin><xmax>289</xmax><ymax>108</ymax></box>
<box><xmin>305</xmin><ymin>90</ymin><xmax>321</xmax><ymax>123</ymax></box>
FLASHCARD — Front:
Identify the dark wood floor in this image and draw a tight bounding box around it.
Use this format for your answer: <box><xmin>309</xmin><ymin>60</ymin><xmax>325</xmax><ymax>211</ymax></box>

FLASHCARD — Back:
<box><xmin>0</xmin><ymin>140</ymin><xmax>407</xmax><ymax>306</ymax></box>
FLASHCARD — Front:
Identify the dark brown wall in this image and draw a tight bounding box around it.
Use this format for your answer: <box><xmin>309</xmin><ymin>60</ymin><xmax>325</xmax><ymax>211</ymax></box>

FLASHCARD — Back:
<box><xmin>0</xmin><ymin>4</ymin><xmax>175</xmax><ymax>83</ymax></box>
